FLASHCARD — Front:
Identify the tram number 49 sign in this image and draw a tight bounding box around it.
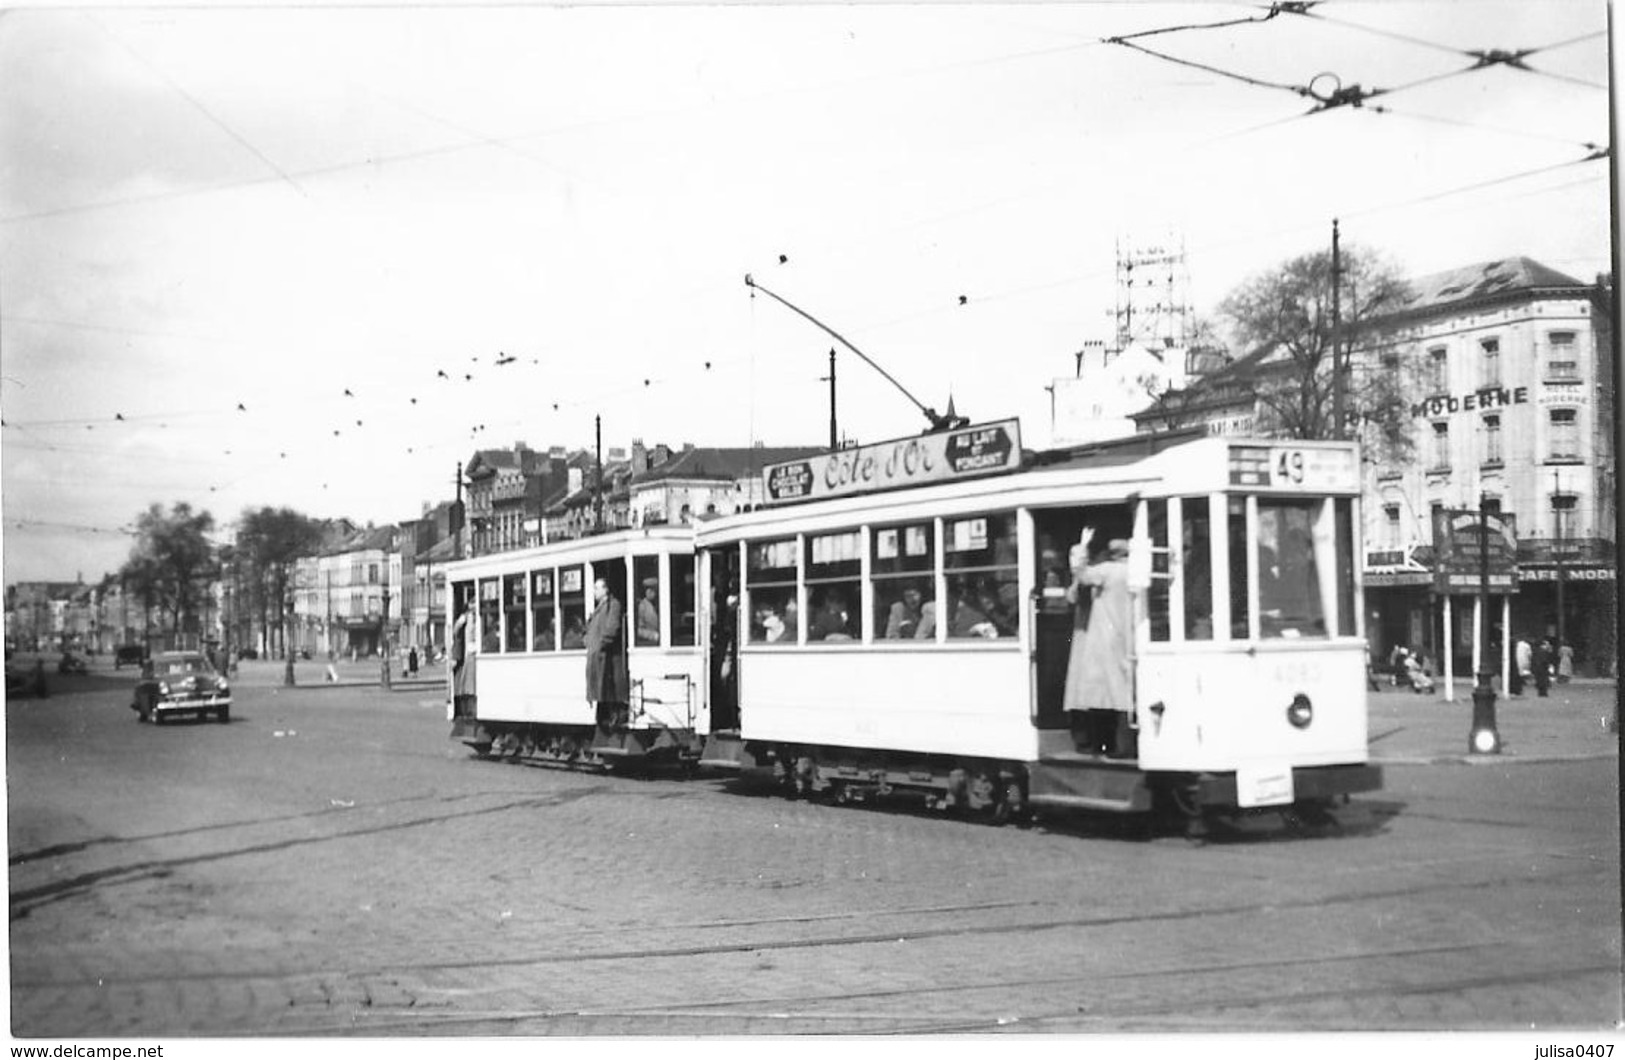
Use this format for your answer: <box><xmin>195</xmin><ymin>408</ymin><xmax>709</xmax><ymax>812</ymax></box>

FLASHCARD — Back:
<box><xmin>1229</xmin><ymin>445</ymin><xmax>1358</xmax><ymax>491</ymax></box>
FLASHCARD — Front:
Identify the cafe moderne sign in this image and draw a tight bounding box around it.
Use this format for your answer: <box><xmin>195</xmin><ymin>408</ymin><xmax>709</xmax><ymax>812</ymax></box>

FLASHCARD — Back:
<box><xmin>1410</xmin><ymin>386</ymin><xmax>1530</xmax><ymax>419</ymax></box>
<box><xmin>763</xmin><ymin>419</ymin><xmax>1022</xmax><ymax>504</ymax></box>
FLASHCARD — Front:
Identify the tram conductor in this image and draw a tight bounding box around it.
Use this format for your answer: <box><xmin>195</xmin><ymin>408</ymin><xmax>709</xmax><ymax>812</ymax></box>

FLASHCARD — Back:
<box><xmin>585</xmin><ymin>577</ymin><xmax>631</xmax><ymax>728</ymax></box>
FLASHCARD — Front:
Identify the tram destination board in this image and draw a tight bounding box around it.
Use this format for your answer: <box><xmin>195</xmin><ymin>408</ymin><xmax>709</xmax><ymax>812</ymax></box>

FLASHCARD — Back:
<box><xmin>1228</xmin><ymin>444</ymin><xmax>1359</xmax><ymax>492</ymax></box>
<box><xmin>763</xmin><ymin>418</ymin><xmax>1023</xmax><ymax>504</ymax></box>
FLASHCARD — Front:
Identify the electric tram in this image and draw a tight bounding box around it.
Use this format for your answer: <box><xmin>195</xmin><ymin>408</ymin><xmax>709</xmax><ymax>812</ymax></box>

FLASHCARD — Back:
<box><xmin>445</xmin><ymin>420</ymin><xmax>1382</xmax><ymax>833</ymax></box>
<box><xmin>445</xmin><ymin>526</ymin><xmax>705</xmax><ymax>767</ymax></box>
<box><xmin>693</xmin><ymin>422</ymin><xmax>1382</xmax><ymax>831</ymax></box>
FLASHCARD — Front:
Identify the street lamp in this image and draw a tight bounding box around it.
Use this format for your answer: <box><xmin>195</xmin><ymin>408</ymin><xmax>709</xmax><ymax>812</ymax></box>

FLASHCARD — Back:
<box><xmin>380</xmin><ymin>583</ymin><xmax>392</xmax><ymax>690</ymax></box>
<box><xmin>1470</xmin><ymin>494</ymin><xmax>1501</xmax><ymax>754</ymax></box>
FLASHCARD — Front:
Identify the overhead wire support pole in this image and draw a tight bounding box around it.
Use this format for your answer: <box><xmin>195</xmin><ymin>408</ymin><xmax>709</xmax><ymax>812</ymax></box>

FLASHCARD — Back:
<box><xmin>744</xmin><ymin>274</ymin><xmax>955</xmax><ymax>431</ymax></box>
<box><xmin>1331</xmin><ymin>218</ymin><xmax>1344</xmax><ymax>440</ymax></box>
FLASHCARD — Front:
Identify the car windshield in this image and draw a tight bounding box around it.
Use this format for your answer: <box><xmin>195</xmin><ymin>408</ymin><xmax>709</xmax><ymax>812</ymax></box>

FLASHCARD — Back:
<box><xmin>160</xmin><ymin>657</ymin><xmax>211</xmax><ymax>677</ymax></box>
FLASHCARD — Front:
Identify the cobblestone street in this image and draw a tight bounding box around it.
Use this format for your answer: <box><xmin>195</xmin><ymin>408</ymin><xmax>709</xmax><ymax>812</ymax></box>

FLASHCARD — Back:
<box><xmin>8</xmin><ymin>669</ymin><xmax>1621</xmax><ymax>1036</ymax></box>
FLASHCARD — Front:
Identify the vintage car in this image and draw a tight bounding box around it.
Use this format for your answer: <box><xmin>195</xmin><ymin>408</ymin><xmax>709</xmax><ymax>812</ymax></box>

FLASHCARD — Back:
<box><xmin>114</xmin><ymin>644</ymin><xmax>147</xmax><ymax>669</ymax></box>
<box><xmin>131</xmin><ymin>651</ymin><xmax>231</xmax><ymax>724</ymax></box>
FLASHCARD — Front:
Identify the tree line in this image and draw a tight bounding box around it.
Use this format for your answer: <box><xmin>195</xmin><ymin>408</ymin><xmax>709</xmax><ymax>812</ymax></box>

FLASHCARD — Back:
<box><xmin>113</xmin><ymin>504</ymin><xmax>324</xmax><ymax>654</ymax></box>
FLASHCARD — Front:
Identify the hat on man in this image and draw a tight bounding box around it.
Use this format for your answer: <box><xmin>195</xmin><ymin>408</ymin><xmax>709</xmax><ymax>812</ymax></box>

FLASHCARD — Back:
<box><xmin>1108</xmin><ymin>538</ymin><xmax>1131</xmax><ymax>558</ymax></box>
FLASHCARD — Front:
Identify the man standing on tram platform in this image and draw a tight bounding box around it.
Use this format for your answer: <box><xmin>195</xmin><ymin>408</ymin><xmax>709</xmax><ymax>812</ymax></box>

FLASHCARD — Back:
<box><xmin>1063</xmin><ymin>528</ymin><xmax>1135</xmax><ymax>757</ymax></box>
<box><xmin>585</xmin><ymin>577</ymin><xmax>630</xmax><ymax>728</ymax></box>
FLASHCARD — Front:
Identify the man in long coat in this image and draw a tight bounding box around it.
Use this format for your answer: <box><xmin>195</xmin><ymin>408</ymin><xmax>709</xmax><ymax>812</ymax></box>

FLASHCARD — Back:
<box><xmin>451</xmin><ymin>610</ymin><xmax>476</xmax><ymax>717</ymax></box>
<box><xmin>585</xmin><ymin>577</ymin><xmax>630</xmax><ymax>728</ymax></box>
<box><xmin>1063</xmin><ymin>528</ymin><xmax>1134</xmax><ymax>757</ymax></box>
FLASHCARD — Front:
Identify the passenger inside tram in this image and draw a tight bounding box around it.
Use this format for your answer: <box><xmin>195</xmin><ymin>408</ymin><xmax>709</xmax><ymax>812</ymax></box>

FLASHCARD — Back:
<box><xmin>561</xmin><ymin>614</ymin><xmax>586</xmax><ymax>650</ymax></box>
<box><xmin>809</xmin><ymin>590</ymin><xmax>854</xmax><ymax>641</ymax></box>
<box><xmin>883</xmin><ymin>585</ymin><xmax>927</xmax><ymax>639</ymax></box>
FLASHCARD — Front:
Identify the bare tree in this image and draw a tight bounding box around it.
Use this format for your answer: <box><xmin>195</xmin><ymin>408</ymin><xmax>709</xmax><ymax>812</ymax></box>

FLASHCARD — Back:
<box><xmin>1218</xmin><ymin>245</ymin><xmax>1414</xmax><ymax>445</ymax></box>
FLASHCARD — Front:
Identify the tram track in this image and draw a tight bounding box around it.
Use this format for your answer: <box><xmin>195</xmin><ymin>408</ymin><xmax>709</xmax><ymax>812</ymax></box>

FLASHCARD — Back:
<box><xmin>14</xmin><ymin>859</ymin><xmax>1606</xmax><ymax>992</ymax></box>
<box><xmin>9</xmin><ymin>785</ymin><xmax>615</xmax><ymax>920</ymax></box>
<box><xmin>263</xmin><ymin>941</ymin><xmax>1618</xmax><ymax>1036</ymax></box>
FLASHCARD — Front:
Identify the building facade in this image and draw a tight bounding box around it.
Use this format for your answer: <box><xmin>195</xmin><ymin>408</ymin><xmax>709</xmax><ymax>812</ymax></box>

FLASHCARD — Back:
<box><xmin>1358</xmin><ymin>258</ymin><xmax>1614</xmax><ymax>676</ymax></box>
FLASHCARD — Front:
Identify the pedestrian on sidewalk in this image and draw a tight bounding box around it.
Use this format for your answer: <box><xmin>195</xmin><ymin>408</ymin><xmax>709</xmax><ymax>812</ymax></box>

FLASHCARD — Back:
<box><xmin>1557</xmin><ymin>642</ymin><xmax>1574</xmax><ymax>684</ymax></box>
<box><xmin>1532</xmin><ymin>637</ymin><xmax>1553</xmax><ymax>697</ymax></box>
<box><xmin>408</xmin><ymin>645</ymin><xmax>419</xmax><ymax>678</ymax></box>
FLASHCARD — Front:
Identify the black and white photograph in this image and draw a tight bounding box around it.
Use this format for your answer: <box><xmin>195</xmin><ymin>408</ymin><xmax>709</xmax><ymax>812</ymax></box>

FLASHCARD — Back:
<box><xmin>2</xmin><ymin>0</ymin><xmax>1618</xmax><ymax>1052</ymax></box>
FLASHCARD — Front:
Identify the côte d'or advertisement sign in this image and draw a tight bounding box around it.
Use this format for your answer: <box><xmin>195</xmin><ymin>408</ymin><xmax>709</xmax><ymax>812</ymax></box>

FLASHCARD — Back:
<box><xmin>763</xmin><ymin>419</ymin><xmax>1022</xmax><ymax>505</ymax></box>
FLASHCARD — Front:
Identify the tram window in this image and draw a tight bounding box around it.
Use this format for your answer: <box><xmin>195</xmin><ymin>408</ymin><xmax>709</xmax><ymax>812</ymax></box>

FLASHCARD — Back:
<box><xmin>559</xmin><ymin>565</ymin><xmax>587</xmax><ymax>649</ymax></box>
<box><xmin>806</xmin><ymin>531</ymin><xmax>861</xmax><ymax>641</ymax></box>
<box><xmin>1228</xmin><ymin>499</ymin><xmax>1250</xmax><ymax>638</ymax></box>
<box><xmin>503</xmin><ymin>573</ymin><xmax>527</xmax><ymax>653</ymax></box>
<box><xmin>633</xmin><ymin>555</ymin><xmax>661</xmax><ymax>646</ymax></box>
<box><xmin>671</xmin><ymin>554</ymin><xmax>697</xmax><ymax>647</ymax></box>
<box><xmin>1257</xmin><ymin>500</ymin><xmax>1326</xmax><ymax>639</ymax></box>
<box><xmin>1334</xmin><ymin>499</ymin><xmax>1356</xmax><ymax>637</ymax></box>
<box><xmin>872</xmin><ymin>523</ymin><xmax>934</xmax><ymax>639</ymax></box>
<box><xmin>1182</xmin><ymin>500</ymin><xmax>1214</xmax><ymax>640</ymax></box>
<box><xmin>747</xmin><ymin>538</ymin><xmax>798</xmax><ymax>644</ymax></box>
<box><xmin>945</xmin><ymin>513</ymin><xmax>1018</xmax><ymax>639</ymax></box>
<box><xmin>530</xmin><ymin>570</ymin><xmax>556</xmax><ymax>652</ymax></box>
<box><xmin>478</xmin><ymin>579</ymin><xmax>501</xmax><ymax>653</ymax></box>
<box><xmin>1148</xmin><ymin>501</ymin><xmax>1171</xmax><ymax>642</ymax></box>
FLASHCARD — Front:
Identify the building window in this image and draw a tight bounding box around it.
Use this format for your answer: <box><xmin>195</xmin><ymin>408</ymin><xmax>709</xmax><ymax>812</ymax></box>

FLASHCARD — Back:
<box><xmin>1383</xmin><ymin>503</ymin><xmax>1401</xmax><ymax>547</ymax></box>
<box><xmin>1429</xmin><ymin>421</ymin><xmax>1450</xmax><ymax>471</ymax></box>
<box><xmin>1547</xmin><ymin>331</ymin><xmax>1578</xmax><ymax>380</ymax></box>
<box><xmin>1548</xmin><ymin>408</ymin><xmax>1579</xmax><ymax>460</ymax></box>
<box><xmin>1552</xmin><ymin>493</ymin><xmax>1577</xmax><ymax>538</ymax></box>
<box><xmin>1480</xmin><ymin>338</ymin><xmax>1500</xmax><ymax>387</ymax></box>
<box><xmin>1483</xmin><ymin>496</ymin><xmax>1502</xmax><ymax>518</ymax></box>
<box><xmin>1481</xmin><ymin>413</ymin><xmax>1502</xmax><ymax>466</ymax></box>
<box><xmin>1427</xmin><ymin>346</ymin><xmax>1448</xmax><ymax>393</ymax></box>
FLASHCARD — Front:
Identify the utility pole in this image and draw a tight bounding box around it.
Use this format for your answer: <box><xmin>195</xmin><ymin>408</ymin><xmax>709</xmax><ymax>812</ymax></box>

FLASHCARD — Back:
<box><xmin>820</xmin><ymin>348</ymin><xmax>838</xmax><ymax>450</ymax></box>
<box><xmin>594</xmin><ymin>414</ymin><xmax>604</xmax><ymax>534</ymax></box>
<box><xmin>453</xmin><ymin>462</ymin><xmax>464</xmax><ymax>560</ymax></box>
<box><xmin>1330</xmin><ymin>218</ymin><xmax>1344</xmax><ymax>441</ymax></box>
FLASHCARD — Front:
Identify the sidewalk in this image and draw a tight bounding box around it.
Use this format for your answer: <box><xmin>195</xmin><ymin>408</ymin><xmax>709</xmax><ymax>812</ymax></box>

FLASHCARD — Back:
<box><xmin>1367</xmin><ymin>677</ymin><xmax>1619</xmax><ymax>765</ymax></box>
<box><xmin>219</xmin><ymin>657</ymin><xmax>446</xmax><ymax>693</ymax></box>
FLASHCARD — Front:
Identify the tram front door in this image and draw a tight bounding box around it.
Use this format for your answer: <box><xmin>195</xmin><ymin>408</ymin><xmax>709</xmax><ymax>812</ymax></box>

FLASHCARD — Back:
<box><xmin>1030</xmin><ymin>506</ymin><xmax>1133</xmax><ymax>731</ymax></box>
<box><xmin>705</xmin><ymin>546</ymin><xmax>741</xmax><ymax>732</ymax></box>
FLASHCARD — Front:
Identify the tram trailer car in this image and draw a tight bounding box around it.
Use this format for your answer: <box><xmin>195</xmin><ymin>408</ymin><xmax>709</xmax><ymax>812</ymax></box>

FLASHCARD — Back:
<box><xmin>694</xmin><ymin>425</ymin><xmax>1382</xmax><ymax>834</ymax></box>
<box><xmin>445</xmin><ymin>527</ymin><xmax>706</xmax><ymax>770</ymax></box>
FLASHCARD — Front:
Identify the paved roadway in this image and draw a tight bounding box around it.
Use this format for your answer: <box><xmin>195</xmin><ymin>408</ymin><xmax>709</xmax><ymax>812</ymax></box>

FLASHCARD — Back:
<box><xmin>7</xmin><ymin>661</ymin><xmax>1621</xmax><ymax>1037</ymax></box>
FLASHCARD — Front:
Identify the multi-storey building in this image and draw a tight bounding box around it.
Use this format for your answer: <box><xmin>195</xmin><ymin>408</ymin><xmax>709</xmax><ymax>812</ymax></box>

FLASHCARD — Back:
<box><xmin>626</xmin><ymin>439</ymin><xmax>829</xmax><ymax>525</ymax></box>
<box><xmin>464</xmin><ymin>443</ymin><xmax>573</xmax><ymax>556</ymax></box>
<box><xmin>1359</xmin><ymin>258</ymin><xmax>1614</xmax><ymax>676</ymax></box>
<box><xmin>292</xmin><ymin>524</ymin><xmax>401</xmax><ymax>658</ymax></box>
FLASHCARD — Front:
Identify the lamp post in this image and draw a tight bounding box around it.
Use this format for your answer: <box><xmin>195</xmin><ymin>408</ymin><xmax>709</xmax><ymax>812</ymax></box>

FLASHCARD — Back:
<box><xmin>1470</xmin><ymin>494</ymin><xmax>1500</xmax><ymax>753</ymax></box>
<box><xmin>380</xmin><ymin>583</ymin><xmax>392</xmax><ymax>690</ymax></box>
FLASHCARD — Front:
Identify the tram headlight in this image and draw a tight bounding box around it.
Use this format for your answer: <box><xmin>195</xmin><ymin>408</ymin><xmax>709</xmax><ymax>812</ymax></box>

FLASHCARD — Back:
<box><xmin>1286</xmin><ymin>693</ymin><xmax>1313</xmax><ymax>729</ymax></box>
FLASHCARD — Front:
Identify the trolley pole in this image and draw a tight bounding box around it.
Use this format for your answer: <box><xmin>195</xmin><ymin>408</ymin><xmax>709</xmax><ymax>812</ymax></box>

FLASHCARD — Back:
<box><xmin>1554</xmin><ymin>468</ymin><xmax>1566</xmax><ymax>651</ymax></box>
<box><xmin>1470</xmin><ymin>493</ymin><xmax>1500</xmax><ymax>753</ymax></box>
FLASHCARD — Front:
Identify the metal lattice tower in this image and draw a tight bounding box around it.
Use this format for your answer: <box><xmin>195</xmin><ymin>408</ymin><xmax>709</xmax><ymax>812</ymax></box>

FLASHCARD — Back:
<box><xmin>1114</xmin><ymin>231</ymin><xmax>1193</xmax><ymax>352</ymax></box>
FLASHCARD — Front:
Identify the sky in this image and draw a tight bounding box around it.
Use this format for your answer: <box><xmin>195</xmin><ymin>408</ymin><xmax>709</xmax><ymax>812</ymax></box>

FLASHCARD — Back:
<box><xmin>0</xmin><ymin>0</ymin><xmax>1613</xmax><ymax>585</ymax></box>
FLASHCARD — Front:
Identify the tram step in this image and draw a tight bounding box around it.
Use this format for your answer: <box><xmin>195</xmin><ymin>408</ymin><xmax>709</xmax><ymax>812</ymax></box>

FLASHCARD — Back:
<box><xmin>1028</xmin><ymin>758</ymin><xmax>1152</xmax><ymax>814</ymax></box>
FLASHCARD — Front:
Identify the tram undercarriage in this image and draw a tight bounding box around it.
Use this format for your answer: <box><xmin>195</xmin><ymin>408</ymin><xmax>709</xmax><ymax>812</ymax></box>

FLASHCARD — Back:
<box><xmin>452</xmin><ymin>717</ymin><xmax>703</xmax><ymax>771</ymax></box>
<box><xmin>700</xmin><ymin>734</ymin><xmax>1382</xmax><ymax>837</ymax></box>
